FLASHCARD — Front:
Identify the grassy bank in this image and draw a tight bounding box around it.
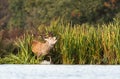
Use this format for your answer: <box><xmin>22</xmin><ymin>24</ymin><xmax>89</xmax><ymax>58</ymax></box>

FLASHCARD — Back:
<box><xmin>0</xmin><ymin>19</ymin><xmax>120</xmax><ymax>64</ymax></box>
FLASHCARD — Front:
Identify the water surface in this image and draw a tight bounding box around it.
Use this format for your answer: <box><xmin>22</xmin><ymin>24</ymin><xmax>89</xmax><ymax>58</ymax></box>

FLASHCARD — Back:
<box><xmin>0</xmin><ymin>65</ymin><xmax>120</xmax><ymax>79</ymax></box>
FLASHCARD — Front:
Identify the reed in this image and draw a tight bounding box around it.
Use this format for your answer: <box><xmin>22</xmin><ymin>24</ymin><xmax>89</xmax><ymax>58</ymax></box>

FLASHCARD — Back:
<box><xmin>2</xmin><ymin>33</ymin><xmax>43</xmax><ymax>64</ymax></box>
<box><xmin>2</xmin><ymin>18</ymin><xmax>120</xmax><ymax>64</ymax></box>
<box><xmin>38</xmin><ymin>19</ymin><xmax>120</xmax><ymax>64</ymax></box>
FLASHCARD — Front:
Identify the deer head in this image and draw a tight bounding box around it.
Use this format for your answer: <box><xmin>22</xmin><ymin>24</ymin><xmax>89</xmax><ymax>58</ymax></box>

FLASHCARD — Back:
<box><xmin>44</xmin><ymin>37</ymin><xmax>57</xmax><ymax>46</ymax></box>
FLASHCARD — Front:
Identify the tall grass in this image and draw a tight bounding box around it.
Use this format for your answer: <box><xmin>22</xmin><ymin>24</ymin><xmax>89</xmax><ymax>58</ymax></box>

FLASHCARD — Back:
<box><xmin>1</xmin><ymin>18</ymin><xmax>120</xmax><ymax>64</ymax></box>
<box><xmin>1</xmin><ymin>33</ymin><xmax>43</xmax><ymax>64</ymax></box>
<box><xmin>38</xmin><ymin>18</ymin><xmax>120</xmax><ymax>64</ymax></box>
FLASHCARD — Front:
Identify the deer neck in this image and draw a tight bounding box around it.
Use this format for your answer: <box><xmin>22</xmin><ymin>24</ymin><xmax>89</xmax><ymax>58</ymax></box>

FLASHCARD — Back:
<box><xmin>45</xmin><ymin>42</ymin><xmax>54</xmax><ymax>49</ymax></box>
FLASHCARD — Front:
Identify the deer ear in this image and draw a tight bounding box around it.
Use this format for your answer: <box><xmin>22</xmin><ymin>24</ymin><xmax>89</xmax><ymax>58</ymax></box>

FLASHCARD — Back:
<box><xmin>53</xmin><ymin>37</ymin><xmax>56</xmax><ymax>40</ymax></box>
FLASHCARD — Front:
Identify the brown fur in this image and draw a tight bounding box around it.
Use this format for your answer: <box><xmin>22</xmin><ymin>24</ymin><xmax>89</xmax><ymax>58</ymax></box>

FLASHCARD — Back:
<box><xmin>31</xmin><ymin>37</ymin><xmax>57</xmax><ymax>57</ymax></box>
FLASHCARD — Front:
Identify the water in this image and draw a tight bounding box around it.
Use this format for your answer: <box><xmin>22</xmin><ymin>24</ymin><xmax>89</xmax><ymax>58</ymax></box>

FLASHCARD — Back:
<box><xmin>0</xmin><ymin>65</ymin><xmax>120</xmax><ymax>79</ymax></box>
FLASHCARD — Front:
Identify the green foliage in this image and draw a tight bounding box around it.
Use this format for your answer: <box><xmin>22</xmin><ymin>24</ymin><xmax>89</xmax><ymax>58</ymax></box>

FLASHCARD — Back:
<box><xmin>0</xmin><ymin>19</ymin><xmax>120</xmax><ymax>64</ymax></box>
<box><xmin>3</xmin><ymin>0</ymin><xmax>119</xmax><ymax>28</ymax></box>
<box><xmin>37</xmin><ymin>19</ymin><xmax>120</xmax><ymax>64</ymax></box>
<box><xmin>8</xmin><ymin>0</ymin><xmax>26</xmax><ymax>28</ymax></box>
<box><xmin>2</xmin><ymin>34</ymin><xmax>42</xmax><ymax>64</ymax></box>
<box><xmin>1</xmin><ymin>0</ymin><xmax>120</xmax><ymax>64</ymax></box>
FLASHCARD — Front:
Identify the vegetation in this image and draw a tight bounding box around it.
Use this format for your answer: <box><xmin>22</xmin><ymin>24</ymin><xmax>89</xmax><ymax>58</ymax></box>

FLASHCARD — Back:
<box><xmin>0</xmin><ymin>0</ymin><xmax>120</xmax><ymax>29</ymax></box>
<box><xmin>0</xmin><ymin>0</ymin><xmax>120</xmax><ymax>64</ymax></box>
<box><xmin>0</xmin><ymin>19</ymin><xmax>120</xmax><ymax>64</ymax></box>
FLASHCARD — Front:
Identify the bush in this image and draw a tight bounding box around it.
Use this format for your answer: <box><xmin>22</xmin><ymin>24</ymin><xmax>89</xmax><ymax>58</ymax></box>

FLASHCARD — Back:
<box><xmin>7</xmin><ymin>0</ymin><xmax>120</xmax><ymax>28</ymax></box>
